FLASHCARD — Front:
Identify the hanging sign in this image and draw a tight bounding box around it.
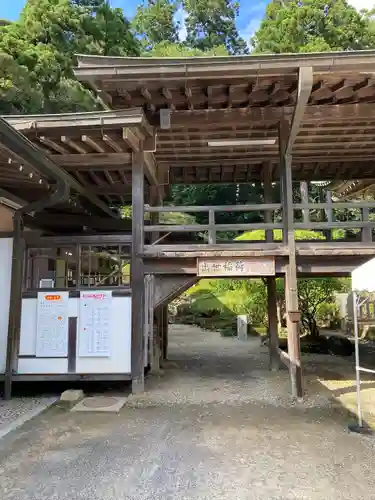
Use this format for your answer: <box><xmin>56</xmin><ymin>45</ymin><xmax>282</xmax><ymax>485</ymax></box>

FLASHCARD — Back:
<box><xmin>197</xmin><ymin>257</ymin><xmax>275</xmax><ymax>277</ymax></box>
<box><xmin>36</xmin><ymin>292</ymin><xmax>69</xmax><ymax>357</ymax></box>
<box><xmin>78</xmin><ymin>290</ymin><xmax>112</xmax><ymax>357</ymax></box>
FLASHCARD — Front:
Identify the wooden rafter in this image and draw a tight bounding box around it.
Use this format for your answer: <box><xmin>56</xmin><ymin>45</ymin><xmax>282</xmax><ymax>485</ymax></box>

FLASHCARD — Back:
<box><xmin>38</xmin><ymin>136</ymin><xmax>69</xmax><ymax>155</ymax></box>
<box><xmin>81</xmin><ymin>135</ymin><xmax>105</xmax><ymax>153</ymax></box>
<box><xmin>61</xmin><ymin>136</ymin><xmax>88</xmax><ymax>155</ymax></box>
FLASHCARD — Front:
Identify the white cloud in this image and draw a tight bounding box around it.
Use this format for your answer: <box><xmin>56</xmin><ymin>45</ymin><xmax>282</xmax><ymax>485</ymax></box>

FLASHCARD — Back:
<box><xmin>174</xmin><ymin>6</ymin><xmax>188</xmax><ymax>42</ymax></box>
<box><xmin>239</xmin><ymin>18</ymin><xmax>263</xmax><ymax>48</ymax></box>
<box><xmin>348</xmin><ymin>0</ymin><xmax>374</xmax><ymax>10</ymax></box>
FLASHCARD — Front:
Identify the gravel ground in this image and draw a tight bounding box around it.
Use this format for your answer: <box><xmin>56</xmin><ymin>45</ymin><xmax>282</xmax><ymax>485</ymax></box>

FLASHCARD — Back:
<box><xmin>1</xmin><ymin>325</ymin><xmax>375</xmax><ymax>500</ymax></box>
<box><xmin>0</xmin><ymin>397</ymin><xmax>57</xmax><ymax>440</ymax></box>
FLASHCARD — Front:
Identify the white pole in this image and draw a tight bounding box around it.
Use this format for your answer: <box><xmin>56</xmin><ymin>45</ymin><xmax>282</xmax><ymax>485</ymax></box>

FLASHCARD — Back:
<box><xmin>352</xmin><ymin>291</ymin><xmax>363</xmax><ymax>428</ymax></box>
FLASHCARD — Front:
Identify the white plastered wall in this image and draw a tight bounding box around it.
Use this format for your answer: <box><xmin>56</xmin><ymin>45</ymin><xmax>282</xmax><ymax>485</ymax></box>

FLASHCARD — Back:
<box><xmin>0</xmin><ymin>238</ymin><xmax>12</xmax><ymax>373</ymax></box>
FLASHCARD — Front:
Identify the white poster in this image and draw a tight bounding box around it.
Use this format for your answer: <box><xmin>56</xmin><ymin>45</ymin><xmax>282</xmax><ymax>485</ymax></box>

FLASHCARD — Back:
<box><xmin>78</xmin><ymin>290</ymin><xmax>112</xmax><ymax>357</ymax></box>
<box><xmin>36</xmin><ymin>292</ymin><xmax>69</xmax><ymax>357</ymax></box>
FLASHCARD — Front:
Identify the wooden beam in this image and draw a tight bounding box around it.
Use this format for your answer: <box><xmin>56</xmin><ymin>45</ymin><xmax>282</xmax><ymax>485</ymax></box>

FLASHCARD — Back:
<box><xmin>141</xmin><ymin>87</ymin><xmax>152</xmax><ymax>101</ymax></box>
<box><xmin>162</xmin><ymin>87</ymin><xmax>176</xmax><ymax>110</ymax></box>
<box><xmin>267</xmin><ymin>276</ymin><xmax>279</xmax><ymax>371</ymax></box>
<box><xmin>90</xmin><ymin>184</ymin><xmax>131</xmax><ymax>195</ymax></box>
<box><xmin>38</xmin><ymin>136</ymin><xmax>69</xmax><ymax>155</ymax></box>
<box><xmin>49</xmin><ymin>153</ymin><xmax>132</xmax><ymax>168</ymax></box>
<box><xmin>123</xmin><ymin>128</ymin><xmax>140</xmax><ymax>152</ymax></box>
<box><xmin>158</xmin><ymin>130</ymin><xmax>375</xmax><ymax>141</ymax></box>
<box><xmin>27</xmin><ymin>213</ymin><xmax>133</xmax><ymax>230</ymax></box>
<box><xmin>287</xmin><ymin>67</ymin><xmax>313</xmax><ymax>155</ymax></box>
<box><xmin>0</xmin><ymin>116</ymin><xmax>118</xmax><ymax>219</ymax></box>
<box><xmin>144</xmin><ymin>152</ymin><xmax>160</xmax><ymax>189</ymax></box>
<box><xmin>185</xmin><ymin>86</ymin><xmax>194</xmax><ymax>110</ymax></box>
<box><xmin>146</xmin><ymin>203</ymin><xmax>281</xmax><ymax>213</ymax></box>
<box><xmin>144</xmin><ymin>134</ymin><xmax>157</xmax><ymax>152</ymax></box>
<box><xmin>300</xmin><ymin>182</ymin><xmax>309</xmax><ymax>224</ymax></box>
<box><xmin>141</xmin><ymin>87</ymin><xmax>156</xmax><ymax>112</ymax></box>
<box><xmin>145</xmin><ymin>222</ymin><xmax>282</xmax><ymax>233</ymax></box>
<box><xmin>207</xmin><ymin>86</ymin><xmax>213</xmax><ymax>109</ymax></box>
<box><xmin>279</xmin><ymin>115</ymin><xmax>303</xmax><ymax>398</ymax></box>
<box><xmin>81</xmin><ymin>135</ymin><xmax>105</xmax><ymax>153</ymax></box>
<box><xmin>61</xmin><ymin>136</ymin><xmax>88</xmax><ymax>155</ymax></box>
<box><xmin>102</xmin><ymin>134</ymin><xmax>124</xmax><ymax>153</ymax></box>
<box><xmin>285</xmin><ymin>264</ymin><xmax>303</xmax><ymax>399</ymax></box>
<box><xmin>263</xmin><ymin>163</ymin><xmax>279</xmax><ymax>371</ymax></box>
<box><xmin>162</xmin><ymin>87</ymin><xmax>172</xmax><ymax>100</ymax></box>
<box><xmin>131</xmin><ymin>151</ymin><xmax>145</xmax><ymax>394</ymax></box>
<box><xmin>166</xmin><ymin>103</ymin><xmax>375</xmax><ymax>128</ymax></box>
<box><xmin>118</xmin><ymin>88</ymin><xmax>131</xmax><ymax>101</ymax></box>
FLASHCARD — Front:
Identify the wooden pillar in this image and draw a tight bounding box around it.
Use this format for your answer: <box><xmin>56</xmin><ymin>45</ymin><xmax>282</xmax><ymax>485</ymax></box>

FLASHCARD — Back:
<box><xmin>264</xmin><ymin>163</ymin><xmax>279</xmax><ymax>370</ymax></box>
<box><xmin>267</xmin><ymin>278</ymin><xmax>279</xmax><ymax>371</ymax></box>
<box><xmin>300</xmin><ymin>181</ymin><xmax>309</xmax><ymax>225</ymax></box>
<box><xmin>280</xmin><ymin>122</ymin><xmax>303</xmax><ymax>399</ymax></box>
<box><xmin>325</xmin><ymin>190</ymin><xmax>334</xmax><ymax>242</ymax></box>
<box><xmin>131</xmin><ymin>152</ymin><xmax>145</xmax><ymax>394</ymax></box>
<box><xmin>208</xmin><ymin>210</ymin><xmax>216</xmax><ymax>244</ymax></box>
<box><xmin>361</xmin><ymin>207</ymin><xmax>372</xmax><ymax>243</ymax></box>
<box><xmin>154</xmin><ymin>306</ymin><xmax>163</xmax><ymax>368</ymax></box>
<box><xmin>4</xmin><ymin>217</ymin><xmax>25</xmax><ymax>400</ymax></box>
<box><xmin>161</xmin><ymin>305</ymin><xmax>169</xmax><ymax>361</ymax></box>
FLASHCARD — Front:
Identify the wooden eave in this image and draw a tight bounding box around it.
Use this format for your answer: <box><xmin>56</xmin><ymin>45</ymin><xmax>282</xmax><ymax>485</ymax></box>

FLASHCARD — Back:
<box><xmin>74</xmin><ymin>50</ymin><xmax>375</xmax><ymax>184</ymax></box>
<box><xmin>1</xmin><ymin>109</ymin><xmax>156</xmax><ymax>211</ymax></box>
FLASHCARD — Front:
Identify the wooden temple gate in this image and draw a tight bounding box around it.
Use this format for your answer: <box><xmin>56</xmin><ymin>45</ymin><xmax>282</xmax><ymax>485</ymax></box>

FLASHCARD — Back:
<box><xmin>2</xmin><ymin>51</ymin><xmax>375</xmax><ymax>398</ymax></box>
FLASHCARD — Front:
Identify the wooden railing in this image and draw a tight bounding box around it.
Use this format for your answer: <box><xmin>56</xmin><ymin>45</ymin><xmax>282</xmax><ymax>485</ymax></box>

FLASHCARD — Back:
<box><xmin>144</xmin><ymin>200</ymin><xmax>375</xmax><ymax>247</ymax></box>
<box><xmin>144</xmin><ymin>204</ymin><xmax>282</xmax><ymax>245</ymax></box>
<box><xmin>293</xmin><ymin>200</ymin><xmax>375</xmax><ymax>243</ymax></box>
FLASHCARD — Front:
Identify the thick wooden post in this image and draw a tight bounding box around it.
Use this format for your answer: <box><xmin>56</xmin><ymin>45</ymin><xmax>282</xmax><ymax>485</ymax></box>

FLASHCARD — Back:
<box><xmin>361</xmin><ymin>207</ymin><xmax>372</xmax><ymax>243</ymax></box>
<box><xmin>280</xmin><ymin>122</ymin><xmax>303</xmax><ymax>399</ymax></box>
<box><xmin>300</xmin><ymin>181</ymin><xmax>309</xmax><ymax>225</ymax></box>
<box><xmin>325</xmin><ymin>190</ymin><xmax>334</xmax><ymax>242</ymax></box>
<box><xmin>131</xmin><ymin>152</ymin><xmax>145</xmax><ymax>394</ymax></box>
<box><xmin>4</xmin><ymin>218</ymin><xmax>25</xmax><ymax>400</ymax></box>
<box><xmin>161</xmin><ymin>305</ymin><xmax>169</xmax><ymax>361</ymax></box>
<box><xmin>264</xmin><ymin>163</ymin><xmax>279</xmax><ymax>370</ymax></box>
<box><xmin>267</xmin><ymin>278</ymin><xmax>279</xmax><ymax>371</ymax></box>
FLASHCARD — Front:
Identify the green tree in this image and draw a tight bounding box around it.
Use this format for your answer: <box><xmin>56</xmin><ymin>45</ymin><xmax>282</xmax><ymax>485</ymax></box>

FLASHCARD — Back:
<box><xmin>298</xmin><ymin>277</ymin><xmax>347</xmax><ymax>336</ymax></box>
<box><xmin>0</xmin><ymin>0</ymin><xmax>140</xmax><ymax>114</ymax></box>
<box><xmin>0</xmin><ymin>52</ymin><xmax>44</xmax><ymax>113</ymax></box>
<box><xmin>252</xmin><ymin>0</ymin><xmax>375</xmax><ymax>53</ymax></box>
<box><xmin>183</xmin><ymin>0</ymin><xmax>248</xmax><ymax>54</ymax></box>
<box><xmin>146</xmin><ymin>41</ymin><xmax>228</xmax><ymax>56</ymax></box>
<box><xmin>133</xmin><ymin>0</ymin><xmax>179</xmax><ymax>49</ymax></box>
<box><xmin>18</xmin><ymin>0</ymin><xmax>140</xmax><ymax>57</ymax></box>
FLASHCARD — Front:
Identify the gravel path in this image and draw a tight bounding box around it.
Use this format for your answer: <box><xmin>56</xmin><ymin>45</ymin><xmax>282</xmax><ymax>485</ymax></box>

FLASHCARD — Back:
<box><xmin>0</xmin><ymin>397</ymin><xmax>56</xmax><ymax>440</ymax></box>
<box><xmin>1</xmin><ymin>325</ymin><xmax>375</xmax><ymax>500</ymax></box>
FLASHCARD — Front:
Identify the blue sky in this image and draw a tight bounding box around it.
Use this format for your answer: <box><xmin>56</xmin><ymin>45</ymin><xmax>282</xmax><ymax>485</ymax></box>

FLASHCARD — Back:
<box><xmin>0</xmin><ymin>0</ymin><xmax>269</xmax><ymax>44</ymax></box>
<box><xmin>0</xmin><ymin>0</ymin><xmax>369</xmax><ymax>45</ymax></box>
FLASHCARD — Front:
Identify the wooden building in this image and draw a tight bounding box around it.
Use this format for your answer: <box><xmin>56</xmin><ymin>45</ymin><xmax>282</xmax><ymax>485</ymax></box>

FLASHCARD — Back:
<box><xmin>2</xmin><ymin>50</ymin><xmax>375</xmax><ymax>399</ymax></box>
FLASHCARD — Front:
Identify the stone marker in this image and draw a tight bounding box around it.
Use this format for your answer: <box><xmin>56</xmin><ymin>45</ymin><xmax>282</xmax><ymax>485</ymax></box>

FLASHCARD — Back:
<box><xmin>237</xmin><ymin>315</ymin><xmax>248</xmax><ymax>341</ymax></box>
<box><xmin>60</xmin><ymin>389</ymin><xmax>84</xmax><ymax>403</ymax></box>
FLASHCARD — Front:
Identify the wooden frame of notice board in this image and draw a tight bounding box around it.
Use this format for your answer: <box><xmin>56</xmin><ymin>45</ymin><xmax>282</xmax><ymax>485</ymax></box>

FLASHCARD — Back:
<box><xmin>197</xmin><ymin>257</ymin><xmax>275</xmax><ymax>277</ymax></box>
<box><xmin>13</xmin><ymin>288</ymin><xmax>132</xmax><ymax>382</ymax></box>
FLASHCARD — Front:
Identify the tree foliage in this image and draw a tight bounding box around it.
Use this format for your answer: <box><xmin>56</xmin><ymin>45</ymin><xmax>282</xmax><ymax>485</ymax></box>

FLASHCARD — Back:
<box><xmin>133</xmin><ymin>0</ymin><xmax>179</xmax><ymax>49</ymax></box>
<box><xmin>298</xmin><ymin>277</ymin><xmax>347</xmax><ymax>336</ymax></box>
<box><xmin>0</xmin><ymin>0</ymin><xmax>140</xmax><ymax>114</ymax></box>
<box><xmin>183</xmin><ymin>0</ymin><xmax>248</xmax><ymax>54</ymax></box>
<box><xmin>252</xmin><ymin>0</ymin><xmax>375</xmax><ymax>53</ymax></box>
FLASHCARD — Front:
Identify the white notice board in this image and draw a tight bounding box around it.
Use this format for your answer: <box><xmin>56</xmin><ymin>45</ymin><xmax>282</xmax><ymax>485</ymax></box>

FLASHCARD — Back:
<box><xmin>36</xmin><ymin>292</ymin><xmax>69</xmax><ymax>357</ymax></box>
<box><xmin>78</xmin><ymin>291</ymin><xmax>112</xmax><ymax>357</ymax></box>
